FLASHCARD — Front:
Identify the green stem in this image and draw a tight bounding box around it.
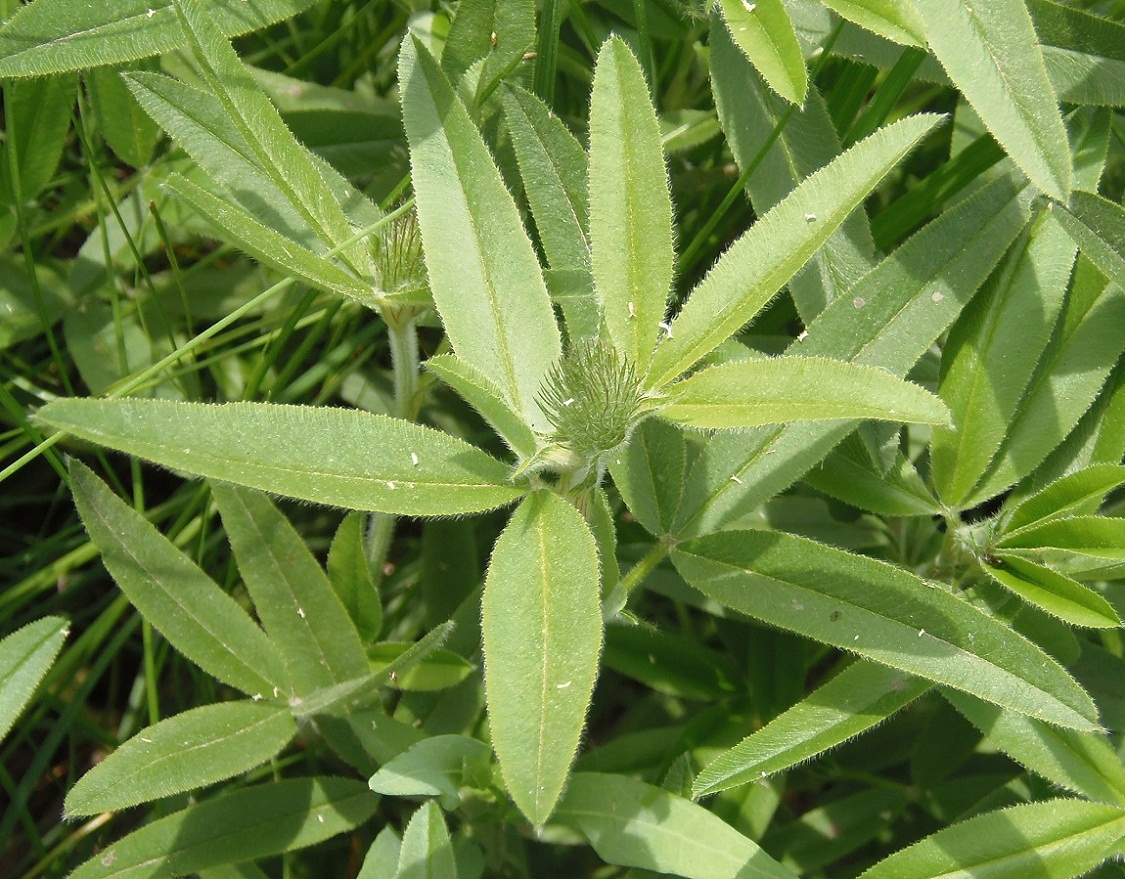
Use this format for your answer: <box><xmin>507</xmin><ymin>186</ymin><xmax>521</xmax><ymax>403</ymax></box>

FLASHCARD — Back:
<box><xmin>621</xmin><ymin>542</ymin><xmax>670</xmax><ymax>594</ymax></box>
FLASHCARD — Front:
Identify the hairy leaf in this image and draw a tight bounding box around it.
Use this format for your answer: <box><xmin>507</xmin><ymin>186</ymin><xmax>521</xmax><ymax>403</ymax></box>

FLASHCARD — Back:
<box><xmin>68</xmin><ymin>777</ymin><xmax>375</xmax><ymax>879</ymax></box>
<box><xmin>673</xmin><ymin>530</ymin><xmax>1100</xmax><ymax>730</ymax></box>
<box><xmin>1004</xmin><ymin>463</ymin><xmax>1125</xmax><ymax>533</ymax></box>
<box><xmin>1053</xmin><ymin>190</ymin><xmax>1125</xmax><ymax>293</ymax></box>
<box><xmin>369</xmin><ymin>734</ymin><xmax>491</xmax><ymax>809</ymax></box>
<box><xmin>589</xmin><ymin>36</ymin><xmax>674</xmax><ymax>370</ymax></box>
<box><xmin>399</xmin><ymin>36</ymin><xmax>560</xmax><ymax>431</ymax></box>
<box><xmin>913</xmin><ymin>0</ymin><xmax>1071</xmax><ymax>200</ymax></box>
<box><xmin>0</xmin><ymin>616</ymin><xmax>68</xmax><ymax>744</ymax></box>
<box><xmin>718</xmin><ymin>0</ymin><xmax>807</xmax><ymax>105</ymax></box>
<box><xmin>983</xmin><ymin>555</ymin><xmax>1121</xmax><ymax>629</ymax></box>
<box><xmin>607</xmin><ymin>418</ymin><xmax>685</xmax><ymax>536</ymax></box>
<box><xmin>65</xmin><ymin>702</ymin><xmax>296</xmax><ymax>817</ymax></box>
<box><xmin>211</xmin><ymin>483</ymin><xmax>369</xmax><ymax>694</ymax></box>
<box><xmin>555</xmin><ymin>772</ymin><xmax>798</xmax><ymax>879</ymax></box>
<box><xmin>694</xmin><ymin>663</ymin><xmax>929</xmax><ymax>797</ymax></box>
<box><xmin>0</xmin><ymin>0</ymin><xmax>317</xmax><ymax>77</ymax></box>
<box><xmin>858</xmin><ymin>799</ymin><xmax>1125</xmax><ymax>879</ymax></box>
<box><xmin>70</xmin><ymin>462</ymin><xmax>287</xmax><ymax>697</ymax></box>
<box><xmin>648</xmin><ymin>113</ymin><xmax>941</xmax><ymax>389</ymax></box>
<box><xmin>397</xmin><ymin>801</ymin><xmax>458</xmax><ymax>879</ymax></box>
<box><xmin>40</xmin><ymin>400</ymin><xmax>524</xmax><ymax>516</ymax></box>
<box><xmin>820</xmin><ymin>0</ymin><xmax>924</xmax><ymax>46</ymax></box>
<box><xmin>662</xmin><ymin>357</ymin><xmax>949</xmax><ymax>429</ymax></box>
<box><xmin>482</xmin><ymin>491</ymin><xmax>601</xmax><ymax>826</ymax></box>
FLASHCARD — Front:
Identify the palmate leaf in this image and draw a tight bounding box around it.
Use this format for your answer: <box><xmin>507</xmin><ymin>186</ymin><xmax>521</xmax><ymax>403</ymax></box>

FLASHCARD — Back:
<box><xmin>672</xmin><ymin>173</ymin><xmax>1035</xmax><ymax>537</ymax></box>
<box><xmin>399</xmin><ymin>36</ymin><xmax>561</xmax><ymax>433</ymax></box>
<box><xmin>65</xmin><ymin>702</ymin><xmax>297</xmax><ymax>817</ymax></box>
<box><xmin>661</xmin><ymin>356</ymin><xmax>950</xmax><ymax>429</ymax></box>
<box><xmin>998</xmin><ymin>517</ymin><xmax>1125</xmax><ymax>564</ymax></box>
<box><xmin>0</xmin><ymin>616</ymin><xmax>68</xmax><ymax>744</ymax></box>
<box><xmin>858</xmin><ymin>799</ymin><xmax>1125</xmax><ymax>879</ymax></box>
<box><xmin>70</xmin><ymin>462</ymin><xmax>288</xmax><ymax>697</ymax></box>
<box><xmin>912</xmin><ymin>0</ymin><xmax>1072</xmax><ymax>201</ymax></box>
<box><xmin>694</xmin><ymin>663</ymin><xmax>930</xmax><ymax>797</ymax></box>
<box><xmin>482</xmin><ymin>491</ymin><xmax>601</xmax><ymax>827</ymax></box>
<box><xmin>68</xmin><ymin>777</ymin><xmax>375</xmax><ymax>879</ymax></box>
<box><xmin>1003</xmin><ymin>463</ymin><xmax>1125</xmax><ymax>533</ymax></box>
<box><xmin>368</xmin><ymin>734</ymin><xmax>492</xmax><ymax>809</ymax></box>
<box><xmin>86</xmin><ymin>62</ymin><xmax>161</xmax><ymax>169</ymax></box>
<box><xmin>327</xmin><ymin>513</ymin><xmax>382</xmax><ymax>643</ymax></box>
<box><xmin>441</xmin><ymin>0</ymin><xmax>534</xmax><ymax>106</ymax></box>
<box><xmin>589</xmin><ymin>36</ymin><xmax>674</xmax><ymax>371</ymax></box>
<box><xmin>555</xmin><ymin>772</ymin><xmax>798</xmax><ymax>879</ymax></box>
<box><xmin>0</xmin><ymin>0</ymin><xmax>317</xmax><ymax>77</ymax></box>
<box><xmin>717</xmin><ymin>0</ymin><xmax>807</xmax><ymax>106</ymax></box>
<box><xmin>607</xmin><ymin>417</ymin><xmax>686</xmax><ymax>537</ymax></box>
<box><xmin>672</xmin><ymin>530</ymin><xmax>1100</xmax><ymax>731</ymax></box>
<box><xmin>647</xmin><ymin>113</ymin><xmax>941</xmax><ymax>389</ymax></box>
<box><xmin>210</xmin><ymin>483</ymin><xmax>369</xmax><ymax>695</ymax></box>
<box><xmin>943</xmin><ymin>689</ymin><xmax>1125</xmax><ymax>807</ymax></box>
<box><xmin>39</xmin><ymin>400</ymin><xmax>524</xmax><ymax>516</ymax></box>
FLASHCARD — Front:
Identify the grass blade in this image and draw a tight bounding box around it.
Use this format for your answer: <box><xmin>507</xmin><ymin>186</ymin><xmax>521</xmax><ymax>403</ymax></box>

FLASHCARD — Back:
<box><xmin>40</xmin><ymin>400</ymin><xmax>525</xmax><ymax>516</ymax></box>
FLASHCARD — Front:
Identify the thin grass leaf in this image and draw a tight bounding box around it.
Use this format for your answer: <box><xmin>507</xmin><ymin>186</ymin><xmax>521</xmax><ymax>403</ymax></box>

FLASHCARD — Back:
<box><xmin>211</xmin><ymin>483</ymin><xmax>369</xmax><ymax>695</ymax></box>
<box><xmin>858</xmin><ymin>799</ymin><xmax>1125</xmax><ymax>879</ymax></box>
<box><xmin>718</xmin><ymin>0</ymin><xmax>807</xmax><ymax>105</ymax></box>
<box><xmin>709</xmin><ymin>17</ymin><xmax>876</xmax><ymax>323</ymax></box>
<box><xmin>41</xmin><ymin>400</ymin><xmax>525</xmax><ymax>516</ymax></box>
<box><xmin>65</xmin><ymin>702</ymin><xmax>296</xmax><ymax>817</ymax></box>
<box><xmin>672</xmin><ymin>530</ymin><xmax>1100</xmax><ymax>731</ymax></box>
<box><xmin>68</xmin><ymin>777</ymin><xmax>376</xmax><ymax>879</ymax></box>
<box><xmin>399</xmin><ymin>36</ymin><xmax>561</xmax><ymax>432</ymax></box>
<box><xmin>555</xmin><ymin>772</ymin><xmax>798</xmax><ymax>879</ymax></box>
<box><xmin>70</xmin><ymin>462</ymin><xmax>288</xmax><ymax>697</ymax></box>
<box><xmin>397</xmin><ymin>801</ymin><xmax>458</xmax><ymax>879</ymax></box>
<box><xmin>694</xmin><ymin>663</ymin><xmax>930</xmax><ymax>798</ymax></box>
<box><xmin>0</xmin><ymin>0</ymin><xmax>317</xmax><ymax>77</ymax></box>
<box><xmin>673</xmin><ymin>174</ymin><xmax>1035</xmax><ymax>537</ymax></box>
<box><xmin>648</xmin><ymin>113</ymin><xmax>941</xmax><ymax>389</ymax></box>
<box><xmin>482</xmin><ymin>491</ymin><xmax>602</xmax><ymax>826</ymax></box>
<box><xmin>164</xmin><ymin>174</ymin><xmax>374</xmax><ymax>303</ymax></box>
<box><xmin>589</xmin><ymin>36</ymin><xmax>674</xmax><ymax>370</ymax></box>
<box><xmin>662</xmin><ymin>357</ymin><xmax>949</xmax><ymax>429</ymax></box>
<box><xmin>170</xmin><ymin>0</ymin><xmax>370</xmax><ymax>276</ymax></box>
<box><xmin>912</xmin><ymin>0</ymin><xmax>1071</xmax><ymax>201</ymax></box>
<box><xmin>1004</xmin><ymin>464</ymin><xmax>1125</xmax><ymax>533</ymax></box>
<box><xmin>424</xmin><ymin>354</ymin><xmax>538</xmax><ymax>460</ymax></box>
<box><xmin>820</xmin><ymin>0</ymin><xmax>924</xmax><ymax>46</ymax></box>
<box><xmin>0</xmin><ymin>616</ymin><xmax>68</xmax><ymax>744</ymax></box>
<box><xmin>943</xmin><ymin>689</ymin><xmax>1125</xmax><ymax>807</ymax></box>
<box><xmin>1053</xmin><ymin>191</ymin><xmax>1125</xmax><ymax>292</ymax></box>
<box><xmin>982</xmin><ymin>555</ymin><xmax>1121</xmax><ymax>629</ymax></box>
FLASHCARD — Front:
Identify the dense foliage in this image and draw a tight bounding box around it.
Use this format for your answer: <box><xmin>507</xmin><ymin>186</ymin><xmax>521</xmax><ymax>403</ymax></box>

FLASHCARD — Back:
<box><xmin>2</xmin><ymin>0</ymin><xmax>1125</xmax><ymax>877</ymax></box>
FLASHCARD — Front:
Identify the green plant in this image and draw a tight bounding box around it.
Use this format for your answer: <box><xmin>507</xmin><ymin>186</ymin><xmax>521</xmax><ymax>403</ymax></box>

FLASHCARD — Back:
<box><xmin>1</xmin><ymin>0</ymin><xmax>1124</xmax><ymax>877</ymax></box>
